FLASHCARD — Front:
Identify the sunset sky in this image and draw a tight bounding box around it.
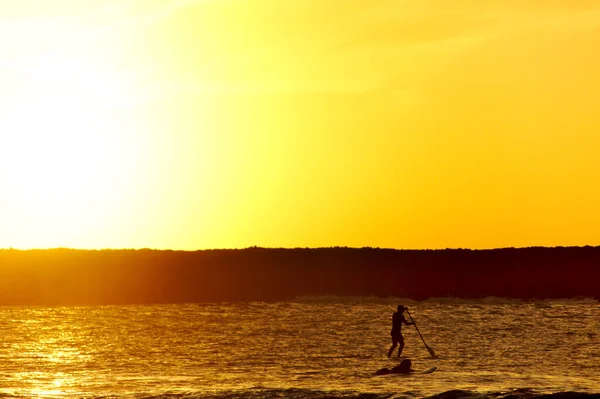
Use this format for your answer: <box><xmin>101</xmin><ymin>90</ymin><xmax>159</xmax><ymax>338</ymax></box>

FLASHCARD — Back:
<box><xmin>1</xmin><ymin>0</ymin><xmax>599</xmax><ymax>250</ymax></box>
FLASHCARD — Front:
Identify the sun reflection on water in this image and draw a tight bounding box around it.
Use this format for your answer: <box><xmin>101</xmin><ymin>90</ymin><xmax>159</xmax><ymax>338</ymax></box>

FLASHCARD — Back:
<box><xmin>1</xmin><ymin>307</ymin><xmax>97</xmax><ymax>397</ymax></box>
<box><xmin>0</xmin><ymin>302</ymin><xmax>598</xmax><ymax>397</ymax></box>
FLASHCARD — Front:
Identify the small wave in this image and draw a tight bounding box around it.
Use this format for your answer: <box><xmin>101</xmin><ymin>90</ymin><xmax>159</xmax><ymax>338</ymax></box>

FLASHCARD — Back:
<box><xmin>537</xmin><ymin>297</ymin><xmax>598</xmax><ymax>305</ymax></box>
<box><xmin>287</xmin><ymin>296</ymin><xmax>598</xmax><ymax>306</ymax></box>
<box><xmin>140</xmin><ymin>389</ymin><xmax>394</xmax><ymax>399</ymax></box>
<box><xmin>135</xmin><ymin>388</ymin><xmax>600</xmax><ymax>399</ymax></box>
<box><xmin>426</xmin><ymin>388</ymin><xmax>600</xmax><ymax>399</ymax></box>
<box><xmin>289</xmin><ymin>296</ymin><xmax>418</xmax><ymax>305</ymax></box>
<box><xmin>308</xmin><ymin>354</ymin><xmax>373</xmax><ymax>360</ymax></box>
<box><xmin>421</xmin><ymin>297</ymin><xmax>523</xmax><ymax>305</ymax></box>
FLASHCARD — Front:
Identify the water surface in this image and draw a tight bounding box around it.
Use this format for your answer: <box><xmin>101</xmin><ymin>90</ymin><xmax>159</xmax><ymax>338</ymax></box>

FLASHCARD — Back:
<box><xmin>0</xmin><ymin>297</ymin><xmax>598</xmax><ymax>398</ymax></box>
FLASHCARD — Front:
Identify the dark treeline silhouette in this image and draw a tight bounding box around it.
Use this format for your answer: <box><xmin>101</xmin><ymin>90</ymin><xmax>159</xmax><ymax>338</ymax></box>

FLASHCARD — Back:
<box><xmin>0</xmin><ymin>246</ymin><xmax>598</xmax><ymax>305</ymax></box>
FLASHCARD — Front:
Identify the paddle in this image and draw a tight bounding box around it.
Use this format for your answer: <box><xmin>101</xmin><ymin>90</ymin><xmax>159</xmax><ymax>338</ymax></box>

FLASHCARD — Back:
<box><xmin>406</xmin><ymin>309</ymin><xmax>436</xmax><ymax>358</ymax></box>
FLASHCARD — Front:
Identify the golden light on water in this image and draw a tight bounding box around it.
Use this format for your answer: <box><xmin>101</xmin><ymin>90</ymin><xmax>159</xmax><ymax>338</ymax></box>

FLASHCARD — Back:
<box><xmin>0</xmin><ymin>302</ymin><xmax>597</xmax><ymax>396</ymax></box>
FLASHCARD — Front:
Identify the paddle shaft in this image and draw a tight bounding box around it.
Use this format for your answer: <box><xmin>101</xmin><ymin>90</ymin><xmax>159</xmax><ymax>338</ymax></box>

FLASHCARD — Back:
<box><xmin>406</xmin><ymin>310</ymin><xmax>436</xmax><ymax>357</ymax></box>
<box><xmin>406</xmin><ymin>310</ymin><xmax>427</xmax><ymax>343</ymax></box>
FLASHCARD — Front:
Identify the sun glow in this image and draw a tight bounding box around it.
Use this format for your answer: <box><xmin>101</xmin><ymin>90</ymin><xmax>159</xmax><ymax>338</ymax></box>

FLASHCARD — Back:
<box><xmin>0</xmin><ymin>52</ymin><xmax>145</xmax><ymax>248</ymax></box>
<box><xmin>2</xmin><ymin>1</ymin><xmax>600</xmax><ymax>250</ymax></box>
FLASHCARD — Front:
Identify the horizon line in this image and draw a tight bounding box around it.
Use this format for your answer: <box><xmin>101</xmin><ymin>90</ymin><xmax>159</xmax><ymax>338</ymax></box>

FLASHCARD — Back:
<box><xmin>2</xmin><ymin>245</ymin><xmax>599</xmax><ymax>252</ymax></box>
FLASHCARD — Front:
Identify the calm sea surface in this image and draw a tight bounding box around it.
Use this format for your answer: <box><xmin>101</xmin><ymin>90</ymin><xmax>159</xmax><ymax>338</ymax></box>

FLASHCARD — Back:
<box><xmin>0</xmin><ymin>297</ymin><xmax>598</xmax><ymax>398</ymax></box>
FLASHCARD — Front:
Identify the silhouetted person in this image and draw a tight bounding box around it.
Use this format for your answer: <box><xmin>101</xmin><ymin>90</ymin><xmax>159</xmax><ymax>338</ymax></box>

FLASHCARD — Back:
<box><xmin>387</xmin><ymin>305</ymin><xmax>414</xmax><ymax>358</ymax></box>
<box><xmin>375</xmin><ymin>359</ymin><xmax>416</xmax><ymax>375</ymax></box>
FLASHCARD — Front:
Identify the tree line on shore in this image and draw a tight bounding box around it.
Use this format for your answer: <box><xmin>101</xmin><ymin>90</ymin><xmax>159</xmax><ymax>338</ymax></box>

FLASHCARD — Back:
<box><xmin>0</xmin><ymin>246</ymin><xmax>598</xmax><ymax>305</ymax></box>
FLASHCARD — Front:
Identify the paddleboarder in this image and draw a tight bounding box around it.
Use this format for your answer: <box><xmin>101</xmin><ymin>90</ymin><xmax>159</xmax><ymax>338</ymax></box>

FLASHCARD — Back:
<box><xmin>387</xmin><ymin>305</ymin><xmax>414</xmax><ymax>358</ymax></box>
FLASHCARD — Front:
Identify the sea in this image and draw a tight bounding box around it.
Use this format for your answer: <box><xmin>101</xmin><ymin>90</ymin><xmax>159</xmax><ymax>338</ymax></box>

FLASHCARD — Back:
<box><xmin>0</xmin><ymin>297</ymin><xmax>598</xmax><ymax>399</ymax></box>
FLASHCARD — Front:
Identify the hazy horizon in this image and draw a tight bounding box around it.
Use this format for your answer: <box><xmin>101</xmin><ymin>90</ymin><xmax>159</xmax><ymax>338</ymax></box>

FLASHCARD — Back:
<box><xmin>3</xmin><ymin>244</ymin><xmax>600</xmax><ymax>251</ymax></box>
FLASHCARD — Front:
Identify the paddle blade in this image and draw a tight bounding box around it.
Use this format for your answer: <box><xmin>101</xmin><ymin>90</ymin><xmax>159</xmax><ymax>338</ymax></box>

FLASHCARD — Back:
<box><xmin>426</xmin><ymin>345</ymin><xmax>436</xmax><ymax>358</ymax></box>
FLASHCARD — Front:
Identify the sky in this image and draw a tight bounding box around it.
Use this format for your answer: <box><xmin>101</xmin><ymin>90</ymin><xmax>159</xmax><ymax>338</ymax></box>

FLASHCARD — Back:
<box><xmin>1</xmin><ymin>0</ymin><xmax>599</xmax><ymax>250</ymax></box>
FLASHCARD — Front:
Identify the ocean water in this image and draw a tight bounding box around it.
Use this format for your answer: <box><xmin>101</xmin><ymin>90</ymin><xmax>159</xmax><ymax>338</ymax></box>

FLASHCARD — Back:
<box><xmin>0</xmin><ymin>297</ymin><xmax>598</xmax><ymax>399</ymax></box>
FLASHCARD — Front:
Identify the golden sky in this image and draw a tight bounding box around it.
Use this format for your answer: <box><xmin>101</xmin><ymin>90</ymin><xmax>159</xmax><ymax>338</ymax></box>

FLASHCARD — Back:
<box><xmin>1</xmin><ymin>0</ymin><xmax>599</xmax><ymax>250</ymax></box>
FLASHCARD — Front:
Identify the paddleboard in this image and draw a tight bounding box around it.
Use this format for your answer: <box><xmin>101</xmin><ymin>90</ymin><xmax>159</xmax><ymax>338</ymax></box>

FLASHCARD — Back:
<box><xmin>416</xmin><ymin>367</ymin><xmax>437</xmax><ymax>374</ymax></box>
<box><xmin>375</xmin><ymin>366</ymin><xmax>437</xmax><ymax>376</ymax></box>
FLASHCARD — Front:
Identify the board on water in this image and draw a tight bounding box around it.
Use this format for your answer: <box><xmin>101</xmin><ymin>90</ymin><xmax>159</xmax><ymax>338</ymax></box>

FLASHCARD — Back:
<box><xmin>416</xmin><ymin>366</ymin><xmax>437</xmax><ymax>374</ymax></box>
<box><xmin>375</xmin><ymin>366</ymin><xmax>437</xmax><ymax>376</ymax></box>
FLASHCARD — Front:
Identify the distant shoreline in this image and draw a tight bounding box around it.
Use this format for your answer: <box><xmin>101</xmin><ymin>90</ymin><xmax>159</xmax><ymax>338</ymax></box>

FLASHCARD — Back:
<box><xmin>1</xmin><ymin>246</ymin><xmax>598</xmax><ymax>305</ymax></box>
<box><xmin>5</xmin><ymin>245</ymin><xmax>597</xmax><ymax>251</ymax></box>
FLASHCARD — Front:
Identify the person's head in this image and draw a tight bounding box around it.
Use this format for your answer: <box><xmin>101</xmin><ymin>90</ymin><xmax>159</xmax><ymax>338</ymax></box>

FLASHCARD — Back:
<box><xmin>390</xmin><ymin>359</ymin><xmax>413</xmax><ymax>374</ymax></box>
<box><xmin>399</xmin><ymin>359</ymin><xmax>412</xmax><ymax>373</ymax></box>
<box><xmin>397</xmin><ymin>305</ymin><xmax>406</xmax><ymax>313</ymax></box>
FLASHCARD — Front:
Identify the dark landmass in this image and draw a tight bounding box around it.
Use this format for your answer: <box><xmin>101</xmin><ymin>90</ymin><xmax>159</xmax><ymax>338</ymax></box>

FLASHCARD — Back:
<box><xmin>0</xmin><ymin>246</ymin><xmax>598</xmax><ymax>305</ymax></box>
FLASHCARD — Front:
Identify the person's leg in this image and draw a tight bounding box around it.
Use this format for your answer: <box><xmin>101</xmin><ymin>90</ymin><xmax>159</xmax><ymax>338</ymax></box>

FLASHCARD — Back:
<box><xmin>397</xmin><ymin>335</ymin><xmax>405</xmax><ymax>357</ymax></box>
<box><xmin>387</xmin><ymin>339</ymin><xmax>398</xmax><ymax>358</ymax></box>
